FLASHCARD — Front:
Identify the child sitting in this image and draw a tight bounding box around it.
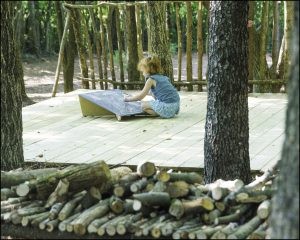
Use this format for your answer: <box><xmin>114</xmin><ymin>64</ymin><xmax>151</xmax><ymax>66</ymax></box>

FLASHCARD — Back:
<box><xmin>124</xmin><ymin>55</ymin><xmax>180</xmax><ymax>118</ymax></box>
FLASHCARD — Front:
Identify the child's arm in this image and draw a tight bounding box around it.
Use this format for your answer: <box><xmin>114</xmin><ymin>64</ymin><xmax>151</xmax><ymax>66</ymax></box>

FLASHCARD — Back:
<box><xmin>124</xmin><ymin>79</ymin><xmax>155</xmax><ymax>102</ymax></box>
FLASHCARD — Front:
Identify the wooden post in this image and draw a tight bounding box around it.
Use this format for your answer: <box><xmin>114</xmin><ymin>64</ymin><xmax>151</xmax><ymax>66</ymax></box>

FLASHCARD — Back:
<box><xmin>89</xmin><ymin>8</ymin><xmax>104</xmax><ymax>89</ymax></box>
<box><xmin>52</xmin><ymin>12</ymin><xmax>70</xmax><ymax>97</ymax></box>
<box><xmin>197</xmin><ymin>2</ymin><xmax>203</xmax><ymax>91</ymax></box>
<box><xmin>175</xmin><ymin>3</ymin><xmax>182</xmax><ymax>90</ymax></box>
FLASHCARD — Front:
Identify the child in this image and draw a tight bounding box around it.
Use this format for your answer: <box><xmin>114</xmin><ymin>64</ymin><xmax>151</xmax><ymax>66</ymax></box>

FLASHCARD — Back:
<box><xmin>124</xmin><ymin>55</ymin><xmax>180</xmax><ymax>118</ymax></box>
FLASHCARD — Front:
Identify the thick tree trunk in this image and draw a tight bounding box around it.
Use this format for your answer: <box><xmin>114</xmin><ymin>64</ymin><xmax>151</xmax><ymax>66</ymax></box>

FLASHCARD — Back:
<box><xmin>186</xmin><ymin>1</ymin><xmax>193</xmax><ymax>91</ymax></box>
<box><xmin>147</xmin><ymin>2</ymin><xmax>174</xmax><ymax>83</ymax></box>
<box><xmin>107</xmin><ymin>7</ymin><xmax>116</xmax><ymax>88</ymax></box>
<box><xmin>70</xmin><ymin>9</ymin><xmax>89</xmax><ymax>89</ymax></box>
<box><xmin>175</xmin><ymin>3</ymin><xmax>182</xmax><ymax>84</ymax></box>
<box><xmin>125</xmin><ymin>5</ymin><xmax>139</xmax><ymax>89</ymax></box>
<box><xmin>197</xmin><ymin>2</ymin><xmax>203</xmax><ymax>91</ymax></box>
<box><xmin>204</xmin><ymin>1</ymin><xmax>251</xmax><ymax>184</ymax></box>
<box><xmin>1</xmin><ymin>1</ymin><xmax>24</xmax><ymax>171</ymax></box>
<box><xmin>270</xmin><ymin>2</ymin><xmax>299</xmax><ymax>238</ymax></box>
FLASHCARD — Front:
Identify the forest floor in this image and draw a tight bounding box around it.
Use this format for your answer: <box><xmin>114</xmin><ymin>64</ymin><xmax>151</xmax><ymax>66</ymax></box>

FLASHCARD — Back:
<box><xmin>22</xmin><ymin>52</ymin><xmax>272</xmax><ymax>107</ymax></box>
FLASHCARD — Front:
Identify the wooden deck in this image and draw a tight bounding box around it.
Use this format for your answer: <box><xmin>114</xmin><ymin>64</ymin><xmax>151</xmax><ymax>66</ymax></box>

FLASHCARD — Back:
<box><xmin>23</xmin><ymin>89</ymin><xmax>287</xmax><ymax>172</ymax></box>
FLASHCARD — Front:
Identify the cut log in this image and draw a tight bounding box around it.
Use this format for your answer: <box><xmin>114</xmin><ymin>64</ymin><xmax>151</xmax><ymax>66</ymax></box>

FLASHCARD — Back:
<box><xmin>133</xmin><ymin>192</ymin><xmax>171</xmax><ymax>208</ymax></box>
<box><xmin>16</xmin><ymin>160</ymin><xmax>111</xmax><ymax>200</ymax></box>
<box><xmin>45</xmin><ymin>178</ymin><xmax>69</xmax><ymax>208</ymax></box>
<box><xmin>211</xmin><ymin>186</ymin><xmax>230</xmax><ymax>200</ymax></box>
<box><xmin>1</xmin><ymin>196</ymin><xmax>28</xmax><ymax>207</ymax></box>
<box><xmin>169</xmin><ymin>197</ymin><xmax>214</xmax><ymax>219</ymax></box>
<box><xmin>39</xmin><ymin>218</ymin><xmax>51</xmax><ymax>230</ymax></box>
<box><xmin>21</xmin><ymin>211</ymin><xmax>49</xmax><ymax>227</ymax></box>
<box><xmin>247</xmin><ymin>221</ymin><xmax>268</xmax><ymax>239</ymax></box>
<box><xmin>127</xmin><ymin>218</ymin><xmax>149</xmax><ymax>234</ymax></box>
<box><xmin>58</xmin><ymin>212</ymin><xmax>81</xmax><ymax>232</ymax></box>
<box><xmin>1</xmin><ymin>200</ymin><xmax>32</xmax><ymax>214</ymax></box>
<box><xmin>119</xmin><ymin>172</ymin><xmax>140</xmax><ymax>184</ymax></box>
<box><xmin>215</xmin><ymin>201</ymin><xmax>226</xmax><ymax>212</ymax></box>
<box><xmin>30</xmin><ymin>212</ymin><xmax>50</xmax><ymax>227</ymax></box>
<box><xmin>151</xmin><ymin>181</ymin><xmax>167</xmax><ymax>192</ymax></box>
<box><xmin>145</xmin><ymin>181</ymin><xmax>155</xmax><ymax>192</ymax></box>
<box><xmin>1</xmin><ymin>168</ymin><xmax>57</xmax><ymax>188</ymax></box>
<box><xmin>116</xmin><ymin>212</ymin><xmax>143</xmax><ymax>235</ymax></box>
<box><xmin>140</xmin><ymin>216</ymin><xmax>161</xmax><ymax>236</ymax></box>
<box><xmin>161</xmin><ymin>215</ymin><xmax>194</xmax><ymax>236</ymax></box>
<box><xmin>109</xmin><ymin>196</ymin><xmax>124</xmax><ymax>214</ymax></box>
<box><xmin>106</xmin><ymin>214</ymin><xmax>130</xmax><ymax>236</ymax></box>
<box><xmin>169</xmin><ymin>172</ymin><xmax>202</xmax><ymax>184</ymax></box>
<box><xmin>227</xmin><ymin>216</ymin><xmax>263</xmax><ymax>239</ymax></box>
<box><xmin>257</xmin><ymin>199</ymin><xmax>271</xmax><ymax>219</ymax></box>
<box><xmin>17</xmin><ymin>206</ymin><xmax>47</xmax><ymax>216</ymax></box>
<box><xmin>73</xmin><ymin>199</ymin><xmax>110</xmax><ymax>235</ymax></box>
<box><xmin>193</xmin><ymin>225</ymin><xmax>225</xmax><ymax>239</ymax></box>
<box><xmin>155</xmin><ymin>170</ymin><xmax>170</xmax><ymax>182</ymax></box>
<box><xmin>80</xmin><ymin>186</ymin><xmax>102</xmax><ymax>209</ymax></box>
<box><xmin>46</xmin><ymin>219</ymin><xmax>59</xmax><ymax>232</ymax></box>
<box><xmin>189</xmin><ymin>185</ymin><xmax>207</xmax><ymax>197</ymax></box>
<box><xmin>49</xmin><ymin>202</ymin><xmax>65</xmax><ymax>220</ymax></box>
<box><xmin>211</xmin><ymin>222</ymin><xmax>239</xmax><ymax>239</ymax></box>
<box><xmin>87</xmin><ymin>213</ymin><xmax>115</xmax><ymax>234</ymax></box>
<box><xmin>166</xmin><ymin>181</ymin><xmax>189</xmax><ymax>198</ymax></box>
<box><xmin>214</xmin><ymin>204</ymin><xmax>252</xmax><ymax>225</ymax></box>
<box><xmin>97</xmin><ymin>214</ymin><xmax>126</xmax><ymax>236</ymax></box>
<box><xmin>171</xmin><ymin>219</ymin><xmax>200</xmax><ymax>239</ymax></box>
<box><xmin>130</xmin><ymin>177</ymin><xmax>148</xmax><ymax>193</ymax></box>
<box><xmin>151</xmin><ymin>218</ymin><xmax>174</xmax><ymax>238</ymax></box>
<box><xmin>208</xmin><ymin>209</ymin><xmax>222</xmax><ymax>224</ymax></box>
<box><xmin>58</xmin><ymin>193</ymin><xmax>86</xmax><ymax>221</ymax></box>
<box><xmin>1</xmin><ymin>188</ymin><xmax>17</xmax><ymax>201</ymax></box>
<box><xmin>137</xmin><ymin>161</ymin><xmax>156</xmax><ymax>177</ymax></box>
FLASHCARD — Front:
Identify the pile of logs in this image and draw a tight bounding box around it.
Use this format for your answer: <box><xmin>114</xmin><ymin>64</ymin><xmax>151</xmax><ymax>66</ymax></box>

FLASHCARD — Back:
<box><xmin>1</xmin><ymin>160</ymin><xmax>277</xmax><ymax>239</ymax></box>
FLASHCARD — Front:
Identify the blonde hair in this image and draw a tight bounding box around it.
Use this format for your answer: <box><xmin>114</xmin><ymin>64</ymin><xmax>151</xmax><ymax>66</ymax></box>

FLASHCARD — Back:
<box><xmin>137</xmin><ymin>55</ymin><xmax>161</xmax><ymax>74</ymax></box>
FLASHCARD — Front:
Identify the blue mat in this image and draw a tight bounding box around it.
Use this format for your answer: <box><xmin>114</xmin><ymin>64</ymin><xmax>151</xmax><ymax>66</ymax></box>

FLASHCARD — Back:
<box><xmin>78</xmin><ymin>90</ymin><xmax>144</xmax><ymax>116</ymax></box>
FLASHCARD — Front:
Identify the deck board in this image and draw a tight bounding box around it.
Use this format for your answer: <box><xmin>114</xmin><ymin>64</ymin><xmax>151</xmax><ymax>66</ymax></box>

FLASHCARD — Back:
<box><xmin>23</xmin><ymin>89</ymin><xmax>287</xmax><ymax>171</ymax></box>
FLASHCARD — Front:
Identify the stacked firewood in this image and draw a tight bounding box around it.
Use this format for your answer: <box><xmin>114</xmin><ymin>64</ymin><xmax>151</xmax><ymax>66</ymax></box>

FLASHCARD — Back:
<box><xmin>1</xmin><ymin>160</ymin><xmax>277</xmax><ymax>239</ymax></box>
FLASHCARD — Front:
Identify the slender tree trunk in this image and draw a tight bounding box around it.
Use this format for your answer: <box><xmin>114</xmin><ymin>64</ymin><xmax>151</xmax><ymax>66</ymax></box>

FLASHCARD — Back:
<box><xmin>136</xmin><ymin>5</ymin><xmax>144</xmax><ymax>81</ymax></box>
<box><xmin>147</xmin><ymin>2</ymin><xmax>174</xmax><ymax>83</ymax></box>
<box><xmin>248</xmin><ymin>1</ymin><xmax>255</xmax><ymax>92</ymax></box>
<box><xmin>70</xmin><ymin>8</ymin><xmax>89</xmax><ymax>89</ymax></box>
<box><xmin>83</xmin><ymin>13</ymin><xmax>96</xmax><ymax>89</ymax></box>
<box><xmin>125</xmin><ymin>5</ymin><xmax>139</xmax><ymax>89</ymax></box>
<box><xmin>99</xmin><ymin>7</ymin><xmax>108</xmax><ymax>89</ymax></box>
<box><xmin>175</xmin><ymin>3</ymin><xmax>182</xmax><ymax>85</ymax></box>
<box><xmin>271</xmin><ymin>1</ymin><xmax>280</xmax><ymax>77</ymax></box>
<box><xmin>115</xmin><ymin>7</ymin><xmax>125</xmax><ymax>87</ymax></box>
<box><xmin>270</xmin><ymin>2</ymin><xmax>299</xmax><ymax>238</ymax></box>
<box><xmin>27</xmin><ymin>1</ymin><xmax>40</xmax><ymax>58</ymax></box>
<box><xmin>186</xmin><ymin>1</ymin><xmax>193</xmax><ymax>91</ymax></box>
<box><xmin>107</xmin><ymin>7</ymin><xmax>116</xmax><ymax>88</ymax></box>
<box><xmin>56</xmin><ymin>1</ymin><xmax>75</xmax><ymax>93</ymax></box>
<box><xmin>45</xmin><ymin>1</ymin><xmax>52</xmax><ymax>54</ymax></box>
<box><xmin>146</xmin><ymin>5</ymin><xmax>151</xmax><ymax>52</ymax></box>
<box><xmin>204</xmin><ymin>1</ymin><xmax>251</xmax><ymax>184</ymax></box>
<box><xmin>197</xmin><ymin>1</ymin><xmax>203</xmax><ymax>92</ymax></box>
<box><xmin>1</xmin><ymin>1</ymin><xmax>24</xmax><ymax>170</ymax></box>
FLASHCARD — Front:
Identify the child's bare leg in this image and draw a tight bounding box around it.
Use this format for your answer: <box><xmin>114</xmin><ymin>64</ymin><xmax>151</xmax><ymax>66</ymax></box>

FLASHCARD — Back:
<box><xmin>142</xmin><ymin>102</ymin><xmax>158</xmax><ymax>116</ymax></box>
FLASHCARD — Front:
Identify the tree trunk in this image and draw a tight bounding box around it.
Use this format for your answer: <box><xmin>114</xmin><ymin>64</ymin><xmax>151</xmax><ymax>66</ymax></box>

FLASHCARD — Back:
<box><xmin>175</xmin><ymin>3</ymin><xmax>182</xmax><ymax>85</ymax></box>
<box><xmin>186</xmin><ymin>1</ymin><xmax>193</xmax><ymax>91</ymax></box>
<box><xmin>55</xmin><ymin>1</ymin><xmax>75</xmax><ymax>93</ymax></box>
<box><xmin>1</xmin><ymin>1</ymin><xmax>24</xmax><ymax>171</ymax></box>
<box><xmin>197</xmin><ymin>1</ymin><xmax>203</xmax><ymax>91</ymax></box>
<box><xmin>115</xmin><ymin>7</ymin><xmax>125</xmax><ymax>87</ymax></box>
<box><xmin>135</xmin><ymin>5</ymin><xmax>144</xmax><ymax>82</ymax></box>
<box><xmin>27</xmin><ymin>1</ymin><xmax>41</xmax><ymax>58</ymax></box>
<box><xmin>70</xmin><ymin>8</ymin><xmax>89</xmax><ymax>89</ymax></box>
<box><xmin>125</xmin><ymin>5</ymin><xmax>139</xmax><ymax>89</ymax></box>
<box><xmin>204</xmin><ymin>1</ymin><xmax>251</xmax><ymax>184</ymax></box>
<box><xmin>271</xmin><ymin>1</ymin><xmax>280</xmax><ymax>78</ymax></box>
<box><xmin>147</xmin><ymin>2</ymin><xmax>174</xmax><ymax>83</ymax></box>
<box><xmin>99</xmin><ymin>7</ymin><xmax>108</xmax><ymax>89</ymax></box>
<box><xmin>270</xmin><ymin>2</ymin><xmax>299</xmax><ymax>238</ymax></box>
<box><xmin>107</xmin><ymin>6</ymin><xmax>116</xmax><ymax>88</ymax></box>
<box><xmin>248</xmin><ymin>1</ymin><xmax>255</xmax><ymax>92</ymax></box>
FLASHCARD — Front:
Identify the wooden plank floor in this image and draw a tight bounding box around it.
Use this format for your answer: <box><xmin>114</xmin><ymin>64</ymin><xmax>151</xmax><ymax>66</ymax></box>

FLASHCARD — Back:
<box><xmin>23</xmin><ymin>89</ymin><xmax>287</xmax><ymax>172</ymax></box>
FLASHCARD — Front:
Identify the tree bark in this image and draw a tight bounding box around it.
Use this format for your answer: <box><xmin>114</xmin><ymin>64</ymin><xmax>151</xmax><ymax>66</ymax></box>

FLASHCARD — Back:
<box><xmin>115</xmin><ymin>7</ymin><xmax>125</xmax><ymax>86</ymax></box>
<box><xmin>186</xmin><ymin>1</ymin><xmax>193</xmax><ymax>91</ymax></box>
<box><xmin>1</xmin><ymin>1</ymin><xmax>24</xmax><ymax>171</ymax></box>
<box><xmin>147</xmin><ymin>1</ymin><xmax>174</xmax><ymax>83</ymax></box>
<box><xmin>248</xmin><ymin>1</ymin><xmax>255</xmax><ymax>92</ymax></box>
<box><xmin>204</xmin><ymin>1</ymin><xmax>251</xmax><ymax>184</ymax></box>
<box><xmin>125</xmin><ymin>5</ymin><xmax>139</xmax><ymax>89</ymax></box>
<box><xmin>197</xmin><ymin>2</ymin><xmax>203</xmax><ymax>91</ymax></box>
<box><xmin>107</xmin><ymin>7</ymin><xmax>116</xmax><ymax>88</ymax></box>
<box><xmin>27</xmin><ymin>1</ymin><xmax>41</xmax><ymax>58</ymax></box>
<box><xmin>271</xmin><ymin>1</ymin><xmax>280</xmax><ymax>78</ymax></box>
<box><xmin>270</xmin><ymin>2</ymin><xmax>299</xmax><ymax>238</ymax></box>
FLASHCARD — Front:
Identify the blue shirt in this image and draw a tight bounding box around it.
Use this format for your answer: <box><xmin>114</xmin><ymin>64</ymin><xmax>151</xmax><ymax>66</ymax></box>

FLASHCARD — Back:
<box><xmin>147</xmin><ymin>74</ymin><xmax>180</xmax><ymax>103</ymax></box>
